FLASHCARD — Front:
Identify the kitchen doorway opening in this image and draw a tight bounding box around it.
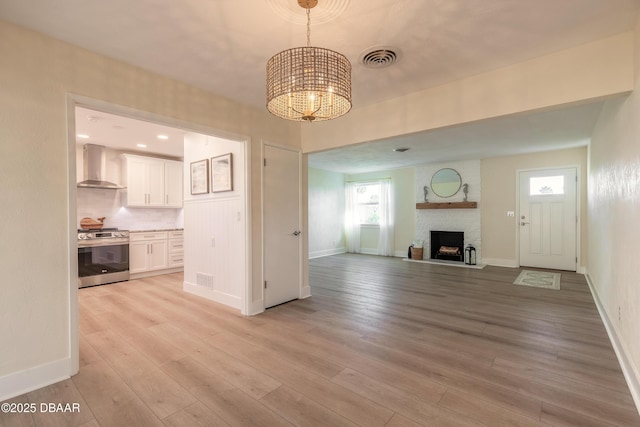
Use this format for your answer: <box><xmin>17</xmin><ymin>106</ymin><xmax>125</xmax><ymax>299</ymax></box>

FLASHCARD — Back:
<box><xmin>66</xmin><ymin>95</ymin><xmax>252</xmax><ymax>375</ymax></box>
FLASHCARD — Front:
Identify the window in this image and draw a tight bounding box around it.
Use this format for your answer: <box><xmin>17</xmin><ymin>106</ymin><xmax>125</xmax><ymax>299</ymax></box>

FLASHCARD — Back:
<box><xmin>355</xmin><ymin>182</ymin><xmax>381</xmax><ymax>224</ymax></box>
<box><xmin>345</xmin><ymin>179</ymin><xmax>394</xmax><ymax>255</ymax></box>
<box><xmin>530</xmin><ymin>175</ymin><xmax>564</xmax><ymax>195</ymax></box>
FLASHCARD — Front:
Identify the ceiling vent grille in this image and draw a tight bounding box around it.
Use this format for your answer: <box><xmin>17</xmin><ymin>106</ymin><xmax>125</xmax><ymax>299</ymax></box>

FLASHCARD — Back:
<box><xmin>361</xmin><ymin>48</ymin><xmax>399</xmax><ymax>69</ymax></box>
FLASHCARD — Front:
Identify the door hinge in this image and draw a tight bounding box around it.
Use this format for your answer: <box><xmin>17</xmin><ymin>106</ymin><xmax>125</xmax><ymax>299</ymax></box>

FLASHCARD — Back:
<box><xmin>264</xmin><ymin>280</ymin><xmax>267</xmax><ymax>289</ymax></box>
<box><xmin>264</xmin><ymin>158</ymin><xmax>267</xmax><ymax>167</ymax></box>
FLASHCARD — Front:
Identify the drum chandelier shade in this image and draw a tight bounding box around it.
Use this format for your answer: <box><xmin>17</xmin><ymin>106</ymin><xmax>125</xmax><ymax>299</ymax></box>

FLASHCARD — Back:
<box><xmin>266</xmin><ymin>1</ymin><xmax>352</xmax><ymax>122</ymax></box>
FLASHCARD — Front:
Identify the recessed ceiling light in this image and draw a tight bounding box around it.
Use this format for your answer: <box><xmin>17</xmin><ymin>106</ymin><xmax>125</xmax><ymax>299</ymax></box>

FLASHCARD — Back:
<box><xmin>136</xmin><ymin>144</ymin><xmax>147</xmax><ymax>148</ymax></box>
<box><xmin>157</xmin><ymin>134</ymin><xmax>169</xmax><ymax>140</ymax></box>
<box><xmin>77</xmin><ymin>134</ymin><xmax>90</xmax><ymax>139</ymax></box>
<box><xmin>393</xmin><ymin>148</ymin><xmax>409</xmax><ymax>152</ymax></box>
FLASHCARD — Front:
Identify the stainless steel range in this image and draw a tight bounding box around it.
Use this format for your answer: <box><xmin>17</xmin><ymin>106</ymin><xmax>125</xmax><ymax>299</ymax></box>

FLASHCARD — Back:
<box><xmin>78</xmin><ymin>228</ymin><xmax>130</xmax><ymax>288</ymax></box>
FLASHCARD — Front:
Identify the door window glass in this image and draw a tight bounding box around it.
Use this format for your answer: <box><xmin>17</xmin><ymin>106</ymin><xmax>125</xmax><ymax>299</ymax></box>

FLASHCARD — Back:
<box><xmin>530</xmin><ymin>176</ymin><xmax>564</xmax><ymax>195</ymax></box>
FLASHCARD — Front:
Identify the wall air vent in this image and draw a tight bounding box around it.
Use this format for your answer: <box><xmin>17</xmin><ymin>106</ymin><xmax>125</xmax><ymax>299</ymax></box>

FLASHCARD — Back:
<box><xmin>196</xmin><ymin>272</ymin><xmax>214</xmax><ymax>290</ymax></box>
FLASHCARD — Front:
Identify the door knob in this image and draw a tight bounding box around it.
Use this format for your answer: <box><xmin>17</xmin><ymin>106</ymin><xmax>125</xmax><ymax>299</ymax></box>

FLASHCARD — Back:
<box><xmin>521</xmin><ymin>221</ymin><xmax>530</xmax><ymax>226</ymax></box>
<box><xmin>292</xmin><ymin>230</ymin><xmax>301</xmax><ymax>236</ymax></box>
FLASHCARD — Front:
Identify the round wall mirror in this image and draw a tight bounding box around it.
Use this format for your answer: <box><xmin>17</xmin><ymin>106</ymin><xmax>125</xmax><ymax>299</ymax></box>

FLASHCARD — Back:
<box><xmin>431</xmin><ymin>168</ymin><xmax>462</xmax><ymax>198</ymax></box>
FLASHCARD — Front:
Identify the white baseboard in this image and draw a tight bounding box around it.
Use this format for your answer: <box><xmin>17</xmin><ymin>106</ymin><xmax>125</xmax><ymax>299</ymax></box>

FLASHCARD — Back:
<box><xmin>360</xmin><ymin>248</ymin><xmax>378</xmax><ymax>255</ymax></box>
<box><xmin>130</xmin><ymin>267</ymin><xmax>183</xmax><ymax>280</ymax></box>
<box><xmin>183</xmin><ymin>281</ymin><xmax>241</xmax><ymax>311</ymax></box>
<box><xmin>308</xmin><ymin>247</ymin><xmax>346</xmax><ymax>259</ymax></box>
<box><xmin>403</xmin><ymin>258</ymin><xmax>486</xmax><ymax>269</ymax></box>
<box><xmin>309</xmin><ymin>247</ymin><xmax>407</xmax><ymax>259</ymax></box>
<box><xmin>0</xmin><ymin>357</ymin><xmax>71</xmax><ymax>402</ymax></box>
<box><xmin>300</xmin><ymin>286</ymin><xmax>312</xmax><ymax>299</ymax></box>
<box><xmin>585</xmin><ymin>273</ymin><xmax>640</xmax><ymax>415</ymax></box>
<box><xmin>482</xmin><ymin>258</ymin><xmax>518</xmax><ymax>268</ymax></box>
<box><xmin>249</xmin><ymin>299</ymin><xmax>265</xmax><ymax>316</ymax></box>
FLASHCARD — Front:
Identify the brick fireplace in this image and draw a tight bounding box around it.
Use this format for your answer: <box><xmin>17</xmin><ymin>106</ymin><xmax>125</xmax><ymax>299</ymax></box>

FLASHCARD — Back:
<box><xmin>415</xmin><ymin>160</ymin><xmax>482</xmax><ymax>263</ymax></box>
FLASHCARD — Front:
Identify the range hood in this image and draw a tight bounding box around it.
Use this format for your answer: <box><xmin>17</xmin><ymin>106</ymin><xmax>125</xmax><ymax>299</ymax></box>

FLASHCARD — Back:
<box><xmin>77</xmin><ymin>144</ymin><xmax>124</xmax><ymax>189</ymax></box>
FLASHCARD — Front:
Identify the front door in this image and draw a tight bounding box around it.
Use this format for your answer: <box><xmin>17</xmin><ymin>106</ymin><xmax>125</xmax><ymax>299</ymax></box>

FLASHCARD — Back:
<box><xmin>519</xmin><ymin>167</ymin><xmax>577</xmax><ymax>271</ymax></box>
<box><xmin>263</xmin><ymin>144</ymin><xmax>301</xmax><ymax>308</ymax></box>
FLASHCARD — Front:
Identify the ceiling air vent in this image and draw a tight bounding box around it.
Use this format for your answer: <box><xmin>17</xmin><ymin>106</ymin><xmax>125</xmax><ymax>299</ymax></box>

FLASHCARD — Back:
<box><xmin>361</xmin><ymin>47</ymin><xmax>400</xmax><ymax>69</ymax></box>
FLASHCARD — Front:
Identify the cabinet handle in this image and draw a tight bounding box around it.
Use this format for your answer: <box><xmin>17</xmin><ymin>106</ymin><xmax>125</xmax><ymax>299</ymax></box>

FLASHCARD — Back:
<box><xmin>166</xmin><ymin>195</ymin><xmax>168</xmax><ymax>204</ymax></box>
<box><xmin>150</xmin><ymin>244</ymin><xmax>153</xmax><ymax>254</ymax></box>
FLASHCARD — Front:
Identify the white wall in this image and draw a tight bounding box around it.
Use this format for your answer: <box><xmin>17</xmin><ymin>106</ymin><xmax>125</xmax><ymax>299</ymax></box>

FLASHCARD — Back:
<box><xmin>182</xmin><ymin>133</ymin><xmax>247</xmax><ymax>310</ymax></box>
<box><xmin>302</xmin><ymin>32</ymin><xmax>634</xmax><ymax>153</ymax></box>
<box><xmin>415</xmin><ymin>160</ymin><xmax>482</xmax><ymax>261</ymax></box>
<box><xmin>308</xmin><ymin>168</ymin><xmax>346</xmax><ymax>258</ymax></box>
<box><xmin>481</xmin><ymin>147</ymin><xmax>588</xmax><ymax>268</ymax></box>
<box><xmin>586</xmin><ymin>16</ymin><xmax>640</xmax><ymax>410</ymax></box>
<box><xmin>0</xmin><ymin>19</ymin><xmax>299</xmax><ymax>401</ymax></box>
<box><xmin>307</xmin><ymin>167</ymin><xmax>415</xmax><ymax>259</ymax></box>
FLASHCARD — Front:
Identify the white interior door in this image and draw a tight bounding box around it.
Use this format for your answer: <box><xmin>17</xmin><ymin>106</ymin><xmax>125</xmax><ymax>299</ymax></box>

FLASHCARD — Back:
<box><xmin>519</xmin><ymin>167</ymin><xmax>577</xmax><ymax>271</ymax></box>
<box><xmin>263</xmin><ymin>144</ymin><xmax>301</xmax><ymax>308</ymax></box>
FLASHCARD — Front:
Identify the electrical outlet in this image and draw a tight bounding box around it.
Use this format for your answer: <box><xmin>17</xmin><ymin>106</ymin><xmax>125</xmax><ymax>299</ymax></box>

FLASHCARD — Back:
<box><xmin>507</xmin><ymin>211</ymin><xmax>515</xmax><ymax>217</ymax></box>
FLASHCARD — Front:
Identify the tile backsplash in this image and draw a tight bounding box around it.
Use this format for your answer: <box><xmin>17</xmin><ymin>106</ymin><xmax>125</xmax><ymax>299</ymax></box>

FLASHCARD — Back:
<box><xmin>77</xmin><ymin>188</ymin><xmax>183</xmax><ymax>231</ymax></box>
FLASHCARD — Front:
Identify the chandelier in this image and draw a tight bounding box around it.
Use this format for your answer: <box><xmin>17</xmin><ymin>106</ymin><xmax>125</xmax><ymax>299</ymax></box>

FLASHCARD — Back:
<box><xmin>266</xmin><ymin>0</ymin><xmax>352</xmax><ymax>122</ymax></box>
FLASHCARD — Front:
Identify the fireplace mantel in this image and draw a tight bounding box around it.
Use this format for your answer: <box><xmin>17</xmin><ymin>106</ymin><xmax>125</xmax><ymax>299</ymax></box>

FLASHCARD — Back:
<box><xmin>416</xmin><ymin>202</ymin><xmax>477</xmax><ymax>209</ymax></box>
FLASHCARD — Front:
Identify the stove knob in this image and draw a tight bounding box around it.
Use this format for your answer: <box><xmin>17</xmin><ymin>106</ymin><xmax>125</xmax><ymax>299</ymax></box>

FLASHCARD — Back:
<box><xmin>78</xmin><ymin>233</ymin><xmax>84</xmax><ymax>240</ymax></box>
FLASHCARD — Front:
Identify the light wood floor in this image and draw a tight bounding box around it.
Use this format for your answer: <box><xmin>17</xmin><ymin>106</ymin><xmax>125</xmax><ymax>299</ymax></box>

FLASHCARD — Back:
<box><xmin>2</xmin><ymin>254</ymin><xmax>639</xmax><ymax>426</ymax></box>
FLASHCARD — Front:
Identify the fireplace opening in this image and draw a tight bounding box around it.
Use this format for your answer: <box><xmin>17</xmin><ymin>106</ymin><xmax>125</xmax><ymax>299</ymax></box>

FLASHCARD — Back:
<box><xmin>430</xmin><ymin>231</ymin><xmax>464</xmax><ymax>262</ymax></box>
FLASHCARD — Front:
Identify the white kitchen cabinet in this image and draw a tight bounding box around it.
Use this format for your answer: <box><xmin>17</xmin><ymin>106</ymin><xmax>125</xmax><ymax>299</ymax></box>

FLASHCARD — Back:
<box><xmin>168</xmin><ymin>230</ymin><xmax>184</xmax><ymax>267</ymax></box>
<box><xmin>164</xmin><ymin>161</ymin><xmax>183</xmax><ymax>208</ymax></box>
<box><xmin>123</xmin><ymin>155</ymin><xmax>183</xmax><ymax>208</ymax></box>
<box><xmin>129</xmin><ymin>231</ymin><xmax>168</xmax><ymax>274</ymax></box>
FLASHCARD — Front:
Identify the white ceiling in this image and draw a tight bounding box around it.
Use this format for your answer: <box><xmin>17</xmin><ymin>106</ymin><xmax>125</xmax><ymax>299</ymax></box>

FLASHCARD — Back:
<box><xmin>308</xmin><ymin>101</ymin><xmax>604</xmax><ymax>174</ymax></box>
<box><xmin>2</xmin><ymin>0</ymin><xmax>637</xmax><ymax>171</ymax></box>
<box><xmin>75</xmin><ymin>107</ymin><xmax>186</xmax><ymax>158</ymax></box>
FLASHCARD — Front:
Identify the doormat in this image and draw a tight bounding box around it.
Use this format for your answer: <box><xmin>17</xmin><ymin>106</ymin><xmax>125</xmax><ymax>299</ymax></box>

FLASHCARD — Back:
<box><xmin>513</xmin><ymin>270</ymin><xmax>561</xmax><ymax>290</ymax></box>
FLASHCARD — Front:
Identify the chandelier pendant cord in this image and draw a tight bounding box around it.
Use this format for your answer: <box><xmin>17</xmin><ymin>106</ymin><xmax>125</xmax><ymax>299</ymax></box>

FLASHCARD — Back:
<box><xmin>307</xmin><ymin>8</ymin><xmax>311</xmax><ymax>47</ymax></box>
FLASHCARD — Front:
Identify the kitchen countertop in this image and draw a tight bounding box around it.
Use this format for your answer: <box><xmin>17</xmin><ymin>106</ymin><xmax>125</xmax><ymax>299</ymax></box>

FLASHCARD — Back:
<box><xmin>129</xmin><ymin>228</ymin><xmax>183</xmax><ymax>233</ymax></box>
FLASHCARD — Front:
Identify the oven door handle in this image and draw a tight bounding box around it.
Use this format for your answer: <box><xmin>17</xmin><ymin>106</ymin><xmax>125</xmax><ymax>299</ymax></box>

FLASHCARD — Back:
<box><xmin>78</xmin><ymin>239</ymin><xmax>130</xmax><ymax>248</ymax></box>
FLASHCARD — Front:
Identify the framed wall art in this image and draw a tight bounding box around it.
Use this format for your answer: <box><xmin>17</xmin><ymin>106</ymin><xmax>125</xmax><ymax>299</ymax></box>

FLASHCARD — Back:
<box><xmin>211</xmin><ymin>153</ymin><xmax>233</xmax><ymax>192</ymax></box>
<box><xmin>190</xmin><ymin>159</ymin><xmax>209</xmax><ymax>195</ymax></box>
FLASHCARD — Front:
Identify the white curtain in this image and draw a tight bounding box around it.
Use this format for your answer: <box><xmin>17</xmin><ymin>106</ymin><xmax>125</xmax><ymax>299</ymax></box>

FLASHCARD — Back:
<box><xmin>344</xmin><ymin>182</ymin><xmax>361</xmax><ymax>253</ymax></box>
<box><xmin>377</xmin><ymin>179</ymin><xmax>395</xmax><ymax>256</ymax></box>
